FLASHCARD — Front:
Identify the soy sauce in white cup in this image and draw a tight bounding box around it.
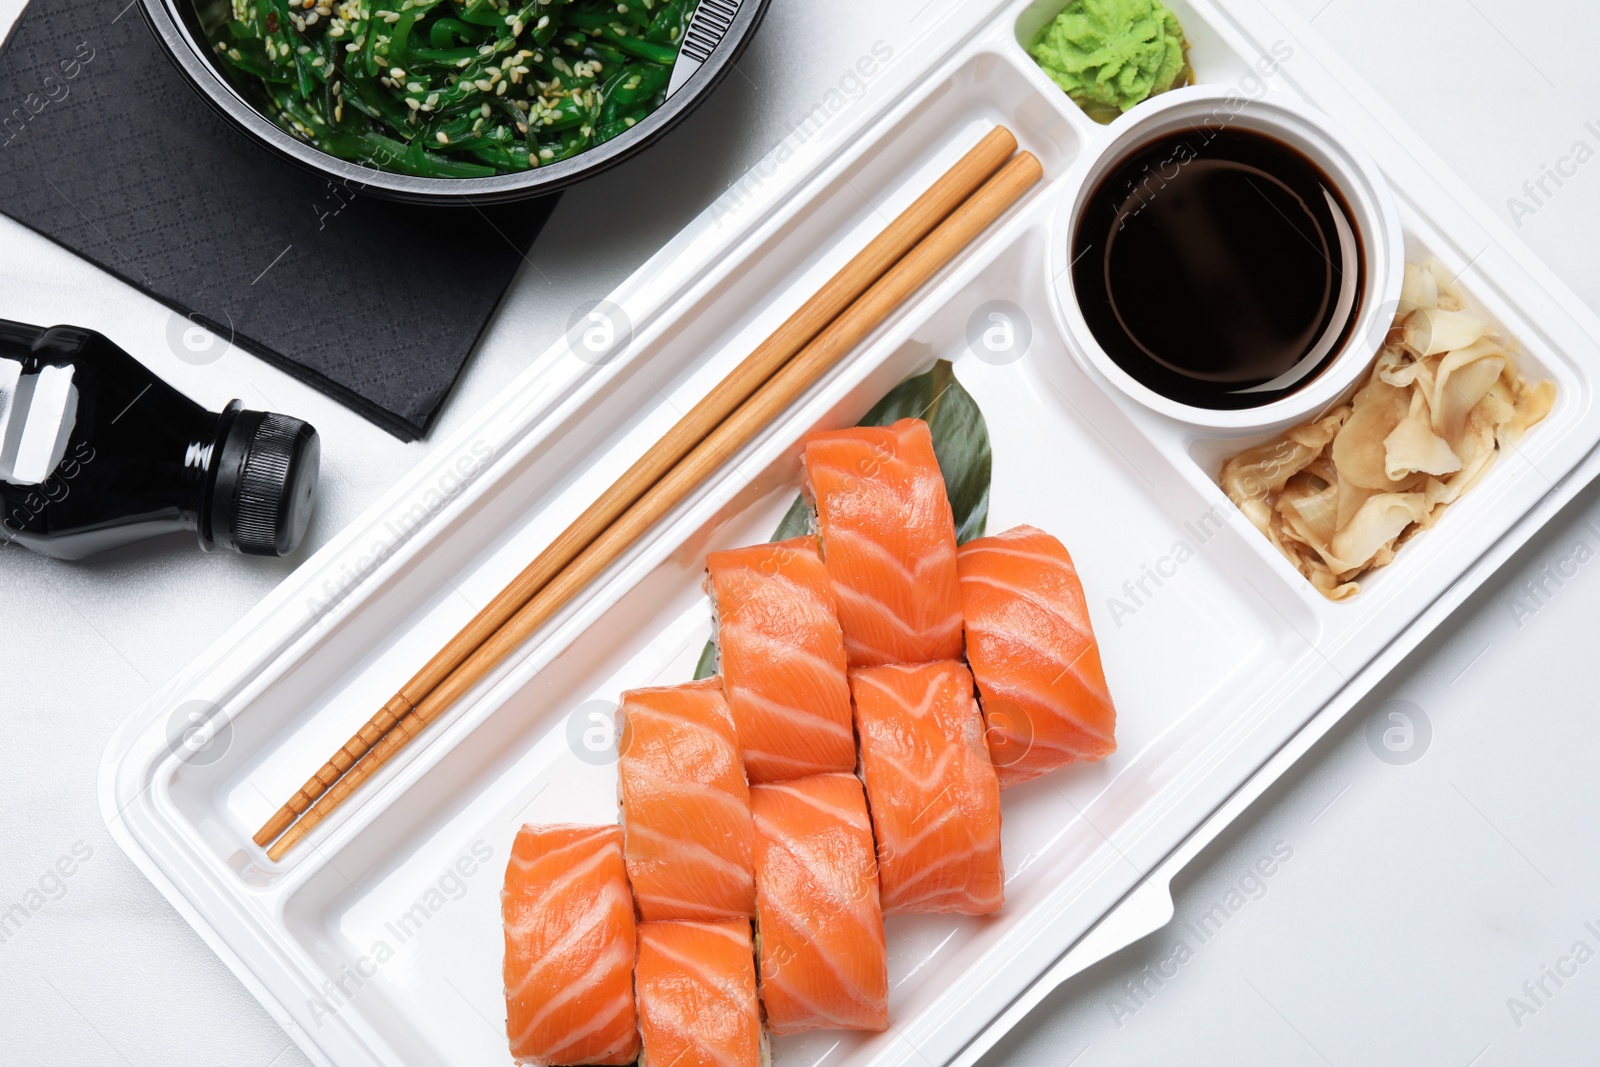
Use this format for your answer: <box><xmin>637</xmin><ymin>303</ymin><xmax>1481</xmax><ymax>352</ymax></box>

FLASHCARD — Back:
<box><xmin>1073</xmin><ymin>125</ymin><xmax>1364</xmax><ymax>409</ymax></box>
<box><xmin>1054</xmin><ymin>88</ymin><xmax>1403</xmax><ymax>434</ymax></box>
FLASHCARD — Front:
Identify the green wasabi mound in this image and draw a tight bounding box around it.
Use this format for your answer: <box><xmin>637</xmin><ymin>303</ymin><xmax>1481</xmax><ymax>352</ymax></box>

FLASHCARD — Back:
<box><xmin>1029</xmin><ymin>0</ymin><xmax>1190</xmax><ymax>123</ymax></box>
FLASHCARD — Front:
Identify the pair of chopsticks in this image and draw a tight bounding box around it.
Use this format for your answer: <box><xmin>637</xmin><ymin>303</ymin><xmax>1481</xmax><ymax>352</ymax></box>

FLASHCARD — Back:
<box><xmin>256</xmin><ymin>125</ymin><xmax>1043</xmax><ymax>861</ymax></box>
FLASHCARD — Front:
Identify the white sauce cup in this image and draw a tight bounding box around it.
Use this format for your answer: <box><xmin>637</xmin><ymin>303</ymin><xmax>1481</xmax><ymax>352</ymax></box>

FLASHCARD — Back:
<box><xmin>1051</xmin><ymin>85</ymin><xmax>1405</xmax><ymax>434</ymax></box>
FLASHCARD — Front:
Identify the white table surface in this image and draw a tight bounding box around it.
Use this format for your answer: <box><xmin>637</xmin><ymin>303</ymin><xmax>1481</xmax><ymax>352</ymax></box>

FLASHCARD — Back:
<box><xmin>3</xmin><ymin>0</ymin><xmax>1598</xmax><ymax>1063</ymax></box>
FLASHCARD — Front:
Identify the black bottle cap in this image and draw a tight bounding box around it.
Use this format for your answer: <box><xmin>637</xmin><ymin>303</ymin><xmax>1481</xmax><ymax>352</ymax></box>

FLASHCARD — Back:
<box><xmin>207</xmin><ymin>407</ymin><xmax>320</xmax><ymax>556</ymax></box>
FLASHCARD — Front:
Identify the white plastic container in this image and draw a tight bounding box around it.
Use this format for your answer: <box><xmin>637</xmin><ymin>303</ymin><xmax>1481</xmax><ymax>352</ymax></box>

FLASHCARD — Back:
<box><xmin>100</xmin><ymin>2</ymin><xmax>1600</xmax><ymax>1066</ymax></box>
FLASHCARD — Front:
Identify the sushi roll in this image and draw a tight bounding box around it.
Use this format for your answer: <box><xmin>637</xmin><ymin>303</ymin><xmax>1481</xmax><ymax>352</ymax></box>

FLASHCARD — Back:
<box><xmin>618</xmin><ymin>678</ymin><xmax>757</xmax><ymax>921</ymax></box>
<box><xmin>803</xmin><ymin>417</ymin><xmax>964</xmax><ymax>667</ymax></box>
<box><xmin>750</xmin><ymin>773</ymin><xmax>889</xmax><ymax>1034</ymax></box>
<box><xmin>635</xmin><ymin>919</ymin><xmax>767</xmax><ymax>1067</ymax></box>
<box><xmin>705</xmin><ymin>536</ymin><xmax>856</xmax><ymax>783</ymax></box>
<box><xmin>850</xmin><ymin>660</ymin><xmax>1003</xmax><ymax>915</ymax></box>
<box><xmin>956</xmin><ymin>524</ymin><xmax>1116</xmax><ymax>787</ymax></box>
<box><xmin>502</xmin><ymin>824</ymin><xmax>640</xmax><ymax>1066</ymax></box>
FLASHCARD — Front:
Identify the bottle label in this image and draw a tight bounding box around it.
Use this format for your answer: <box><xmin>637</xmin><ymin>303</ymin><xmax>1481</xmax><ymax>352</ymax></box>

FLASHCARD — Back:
<box><xmin>0</xmin><ymin>360</ymin><xmax>79</xmax><ymax>486</ymax></box>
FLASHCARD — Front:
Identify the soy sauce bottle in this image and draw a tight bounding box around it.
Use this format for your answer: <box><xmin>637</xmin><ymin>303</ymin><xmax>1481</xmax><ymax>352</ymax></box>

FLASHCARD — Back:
<box><xmin>0</xmin><ymin>319</ymin><xmax>320</xmax><ymax>560</ymax></box>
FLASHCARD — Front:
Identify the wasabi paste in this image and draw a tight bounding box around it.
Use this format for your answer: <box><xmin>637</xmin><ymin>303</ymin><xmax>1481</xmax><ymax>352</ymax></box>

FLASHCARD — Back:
<box><xmin>1029</xmin><ymin>0</ymin><xmax>1189</xmax><ymax>123</ymax></box>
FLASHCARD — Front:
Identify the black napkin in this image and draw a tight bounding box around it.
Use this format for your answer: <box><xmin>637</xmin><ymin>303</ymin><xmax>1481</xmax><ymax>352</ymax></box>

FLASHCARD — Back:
<box><xmin>0</xmin><ymin>0</ymin><xmax>556</xmax><ymax>440</ymax></box>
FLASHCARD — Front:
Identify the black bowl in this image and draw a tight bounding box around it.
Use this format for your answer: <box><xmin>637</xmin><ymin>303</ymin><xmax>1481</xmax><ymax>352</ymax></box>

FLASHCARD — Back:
<box><xmin>139</xmin><ymin>0</ymin><xmax>770</xmax><ymax>204</ymax></box>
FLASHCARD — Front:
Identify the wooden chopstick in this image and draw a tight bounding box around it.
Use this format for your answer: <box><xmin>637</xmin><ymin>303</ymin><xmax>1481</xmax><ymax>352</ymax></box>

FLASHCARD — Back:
<box><xmin>252</xmin><ymin>127</ymin><xmax>1017</xmax><ymax>851</ymax></box>
<box><xmin>268</xmin><ymin>149</ymin><xmax>1046</xmax><ymax>861</ymax></box>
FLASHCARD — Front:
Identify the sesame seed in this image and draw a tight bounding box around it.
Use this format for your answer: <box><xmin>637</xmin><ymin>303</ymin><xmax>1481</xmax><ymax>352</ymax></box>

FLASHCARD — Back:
<box><xmin>436</xmin><ymin>131</ymin><xmax>449</xmax><ymax>143</ymax></box>
<box><xmin>406</xmin><ymin>98</ymin><xmax>420</xmax><ymax>109</ymax></box>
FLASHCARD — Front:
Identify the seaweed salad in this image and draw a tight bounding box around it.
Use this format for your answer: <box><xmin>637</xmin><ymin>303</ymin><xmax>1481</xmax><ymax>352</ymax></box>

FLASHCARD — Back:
<box><xmin>201</xmin><ymin>0</ymin><xmax>702</xmax><ymax>177</ymax></box>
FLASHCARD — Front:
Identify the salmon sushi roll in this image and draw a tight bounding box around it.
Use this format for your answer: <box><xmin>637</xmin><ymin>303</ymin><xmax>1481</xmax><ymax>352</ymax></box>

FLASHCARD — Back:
<box><xmin>502</xmin><ymin>824</ymin><xmax>640</xmax><ymax>1066</ymax></box>
<box><xmin>750</xmin><ymin>773</ymin><xmax>888</xmax><ymax>1034</ymax></box>
<box><xmin>705</xmin><ymin>536</ymin><xmax>856</xmax><ymax>783</ymax></box>
<box><xmin>803</xmin><ymin>417</ymin><xmax>964</xmax><ymax>667</ymax></box>
<box><xmin>956</xmin><ymin>524</ymin><xmax>1116</xmax><ymax>788</ymax></box>
<box><xmin>851</xmin><ymin>660</ymin><xmax>1003</xmax><ymax>915</ymax></box>
<box><xmin>618</xmin><ymin>678</ymin><xmax>757</xmax><ymax>921</ymax></box>
<box><xmin>636</xmin><ymin>919</ymin><xmax>766</xmax><ymax>1067</ymax></box>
